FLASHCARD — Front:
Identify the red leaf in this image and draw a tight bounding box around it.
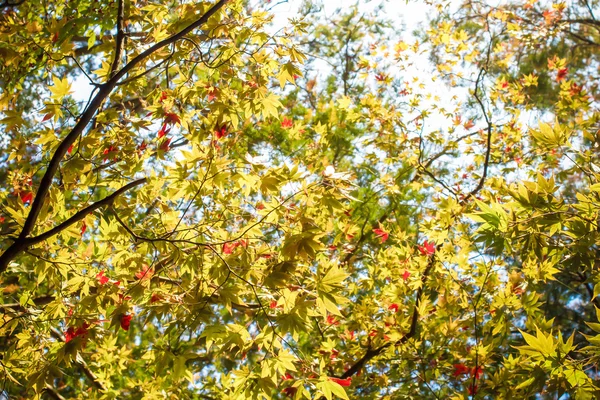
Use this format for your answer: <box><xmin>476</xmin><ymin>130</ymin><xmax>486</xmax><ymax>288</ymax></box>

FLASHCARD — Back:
<box><xmin>388</xmin><ymin>303</ymin><xmax>399</xmax><ymax>312</ymax></box>
<box><xmin>282</xmin><ymin>373</ymin><xmax>293</xmax><ymax>381</ymax></box>
<box><xmin>96</xmin><ymin>270</ymin><xmax>109</xmax><ymax>285</ymax></box>
<box><xmin>372</xmin><ymin>227</ymin><xmax>389</xmax><ymax>243</ymax></box>
<box><xmin>0</xmin><ymin>216</ymin><xmax>4</xmax><ymax>223</ymax></box>
<box><xmin>159</xmin><ymin>91</ymin><xmax>168</xmax><ymax>102</ymax></box>
<box><xmin>67</xmin><ymin>144</ymin><xmax>74</xmax><ymax>154</ymax></box>
<box><xmin>269</xmin><ymin>300</ymin><xmax>278</xmax><ymax>309</ymax></box>
<box><xmin>138</xmin><ymin>141</ymin><xmax>147</xmax><ymax>152</ymax></box>
<box><xmin>468</xmin><ymin>383</ymin><xmax>478</xmax><ymax>396</ymax></box>
<box><xmin>120</xmin><ymin>314</ymin><xmax>132</xmax><ymax>331</ymax></box>
<box><xmin>281</xmin><ymin>117</ymin><xmax>293</xmax><ymax>129</ymax></box>
<box><xmin>453</xmin><ymin>363</ymin><xmax>469</xmax><ymax>377</ymax></box>
<box><xmin>281</xmin><ymin>387</ymin><xmax>297</xmax><ymax>397</ymax></box>
<box><xmin>215</xmin><ymin>125</ymin><xmax>228</xmax><ymax>139</ymax></box>
<box><xmin>42</xmin><ymin>113</ymin><xmax>53</xmax><ymax>122</ymax></box>
<box><xmin>158</xmin><ymin>123</ymin><xmax>169</xmax><ymax>138</ymax></box>
<box><xmin>326</xmin><ymin>315</ymin><xmax>340</xmax><ymax>326</ymax></box>
<box><xmin>418</xmin><ymin>240</ymin><xmax>435</xmax><ymax>256</ymax></box>
<box><xmin>150</xmin><ymin>293</ymin><xmax>163</xmax><ymax>303</ymax></box>
<box><xmin>64</xmin><ymin>327</ymin><xmax>76</xmax><ymax>343</ymax></box>
<box><xmin>64</xmin><ymin>323</ymin><xmax>89</xmax><ymax>343</ymax></box>
<box><xmin>52</xmin><ymin>32</ymin><xmax>59</xmax><ymax>43</ymax></box>
<box><xmin>19</xmin><ymin>191</ymin><xmax>33</xmax><ymax>205</ymax></box>
<box><xmin>135</xmin><ymin>265</ymin><xmax>154</xmax><ymax>280</ymax></box>
<box><xmin>159</xmin><ymin>137</ymin><xmax>171</xmax><ymax>152</ymax></box>
<box><xmin>471</xmin><ymin>366</ymin><xmax>483</xmax><ymax>379</ymax></box>
<box><xmin>329</xmin><ymin>377</ymin><xmax>352</xmax><ymax>387</ymax></box>
<box><xmin>163</xmin><ymin>112</ymin><xmax>180</xmax><ymax>125</ymax></box>
<box><xmin>222</xmin><ymin>242</ymin><xmax>236</xmax><ymax>254</ymax></box>
<box><xmin>80</xmin><ymin>221</ymin><xmax>87</xmax><ymax>236</ymax></box>
<box><xmin>402</xmin><ymin>270</ymin><xmax>410</xmax><ymax>281</ymax></box>
<box><xmin>557</xmin><ymin>68</ymin><xmax>568</xmax><ymax>82</ymax></box>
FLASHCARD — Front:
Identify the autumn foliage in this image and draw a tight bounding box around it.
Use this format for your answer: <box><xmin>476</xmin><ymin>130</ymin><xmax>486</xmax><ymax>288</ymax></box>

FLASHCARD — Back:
<box><xmin>1</xmin><ymin>0</ymin><xmax>600</xmax><ymax>399</ymax></box>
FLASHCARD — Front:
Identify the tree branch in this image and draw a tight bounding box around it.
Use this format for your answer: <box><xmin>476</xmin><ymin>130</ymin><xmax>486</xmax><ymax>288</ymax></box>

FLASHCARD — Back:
<box><xmin>339</xmin><ymin>252</ymin><xmax>436</xmax><ymax>379</ymax></box>
<box><xmin>0</xmin><ymin>0</ymin><xmax>230</xmax><ymax>274</ymax></box>
<box><xmin>109</xmin><ymin>0</ymin><xmax>126</xmax><ymax>77</ymax></box>
<box><xmin>50</xmin><ymin>328</ymin><xmax>108</xmax><ymax>392</ymax></box>
<box><xmin>0</xmin><ymin>178</ymin><xmax>147</xmax><ymax>272</ymax></box>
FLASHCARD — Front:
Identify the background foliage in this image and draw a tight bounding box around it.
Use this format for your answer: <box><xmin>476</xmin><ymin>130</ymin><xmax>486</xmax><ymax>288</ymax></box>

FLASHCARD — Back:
<box><xmin>1</xmin><ymin>0</ymin><xmax>600</xmax><ymax>399</ymax></box>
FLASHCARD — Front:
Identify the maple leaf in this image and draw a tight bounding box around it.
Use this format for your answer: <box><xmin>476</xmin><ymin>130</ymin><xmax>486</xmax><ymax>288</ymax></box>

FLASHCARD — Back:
<box><xmin>163</xmin><ymin>112</ymin><xmax>180</xmax><ymax>125</ymax></box>
<box><xmin>326</xmin><ymin>315</ymin><xmax>340</xmax><ymax>326</ymax></box>
<box><xmin>281</xmin><ymin>387</ymin><xmax>297</xmax><ymax>397</ymax></box>
<box><xmin>120</xmin><ymin>314</ymin><xmax>132</xmax><ymax>331</ymax></box>
<box><xmin>468</xmin><ymin>383</ymin><xmax>478</xmax><ymax>396</ymax></box>
<box><xmin>135</xmin><ymin>265</ymin><xmax>154</xmax><ymax>280</ymax></box>
<box><xmin>138</xmin><ymin>141</ymin><xmax>147</xmax><ymax>152</ymax></box>
<box><xmin>373</xmin><ymin>227</ymin><xmax>389</xmax><ymax>243</ymax></box>
<box><xmin>388</xmin><ymin>303</ymin><xmax>399</xmax><ymax>312</ymax></box>
<box><xmin>0</xmin><ymin>216</ymin><xmax>4</xmax><ymax>223</ymax></box>
<box><xmin>159</xmin><ymin>91</ymin><xmax>168</xmax><ymax>102</ymax></box>
<box><xmin>49</xmin><ymin>76</ymin><xmax>73</xmax><ymax>100</ymax></box>
<box><xmin>282</xmin><ymin>373</ymin><xmax>293</xmax><ymax>381</ymax></box>
<box><xmin>103</xmin><ymin>145</ymin><xmax>118</xmax><ymax>162</ymax></box>
<box><xmin>402</xmin><ymin>270</ymin><xmax>410</xmax><ymax>281</ymax></box>
<box><xmin>471</xmin><ymin>366</ymin><xmax>483</xmax><ymax>379</ymax></box>
<box><xmin>215</xmin><ymin>125</ymin><xmax>228</xmax><ymax>139</ymax></box>
<box><xmin>67</xmin><ymin>144</ymin><xmax>74</xmax><ymax>154</ymax></box>
<box><xmin>463</xmin><ymin>120</ymin><xmax>475</xmax><ymax>130</ymax></box>
<box><xmin>64</xmin><ymin>327</ymin><xmax>76</xmax><ymax>343</ymax></box>
<box><xmin>329</xmin><ymin>377</ymin><xmax>352</xmax><ymax>387</ymax></box>
<box><xmin>269</xmin><ymin>300</ymin><xmax>278</xmax><ymax>309</ymax></box>
<box><xmin>64</xmin><ymin>323</ymin><xmax>90</xmax><ymax>343</ymax></box>
<box><xmin>96</xmin><ymin>270</ymin><xmax>109</xmax><ymax>285</ymax></box>
<box><xmin>80</xmin><ymin>221</ymin><xmax>87</xmax><ymax>236</ymax></box>
<box><xmin>150</xmin><ymin>293</ymin><xmax>163</xmax><ymax>303</ymax></box>
<box><xmin>418</xmin><ymin>240</ymin><xmax>435</xmax><ymax>256</ymax></box>
<box><xmin>453</xmin><ymin>363</ymin><xmax>469</xmax><ymax>377</ymax></box>
<box><xmin>222</xmin><ymin>242</ymin><xmax>236</xmax><ymax>254</ymax></box>
<box><xmin>158</xmin><ymin>123</ymin><xmax>170</xmax><ymax>138</ymax></box>
<box><xmin>19</xmin><ymin>191</ymin><xmax>33</xmax><ymax>205</ymax></box>
<box><xmin>281</xmin><ymin>117</ymin><xmax>293</xmax><ymax>129</ymax></box>
<box><xmin>556</xmin><ymin>68</ymin><xmax>568</xmax><ymax>82</ymax></box>
<box><xmin>159</xmin><ymin>137</ymin><xmax>171</xmax><ymax>152</ymax></box>
<box><xmin>569</xmin><ymin>83</ymin><xmax>582</xmax><ymax>96</ymax></box>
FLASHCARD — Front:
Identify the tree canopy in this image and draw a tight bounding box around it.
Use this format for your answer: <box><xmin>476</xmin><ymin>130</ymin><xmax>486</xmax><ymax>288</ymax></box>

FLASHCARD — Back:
<box><xmin>1</xmin><ymin>0</ymin><xmax>600</xmax><ymax>399</ymax></box>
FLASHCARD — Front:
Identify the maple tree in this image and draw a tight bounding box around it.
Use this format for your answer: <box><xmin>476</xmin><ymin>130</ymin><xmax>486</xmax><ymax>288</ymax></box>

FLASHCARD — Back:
<box><xmin>1</xmin><ymin>0</ymin><xmax>600</xmax><ymax>399</ymax></box>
